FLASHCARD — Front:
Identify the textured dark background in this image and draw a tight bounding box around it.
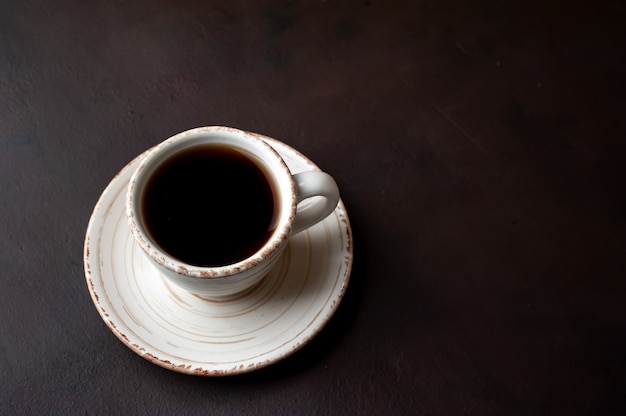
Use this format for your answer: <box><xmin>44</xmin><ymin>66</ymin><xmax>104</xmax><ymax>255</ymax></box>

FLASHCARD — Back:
<box><xmin>1</xmin><ymin>0</ymin><xmax>625</xmax><ymax>414</ymax></box>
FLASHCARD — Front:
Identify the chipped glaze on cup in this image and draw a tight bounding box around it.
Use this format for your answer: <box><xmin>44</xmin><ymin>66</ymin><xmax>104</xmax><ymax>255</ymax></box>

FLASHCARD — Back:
<box><xmin>126</xmin><ymin>126</ymin><xmax>339</xmax><ymax>299</ymax></box>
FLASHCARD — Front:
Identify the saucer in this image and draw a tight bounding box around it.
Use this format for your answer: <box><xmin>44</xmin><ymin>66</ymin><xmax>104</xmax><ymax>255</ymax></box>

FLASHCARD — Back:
<box><xmin>83</xmin><ymin>137</ymin><xmax>353</xmax><ymax>376</ymax></box>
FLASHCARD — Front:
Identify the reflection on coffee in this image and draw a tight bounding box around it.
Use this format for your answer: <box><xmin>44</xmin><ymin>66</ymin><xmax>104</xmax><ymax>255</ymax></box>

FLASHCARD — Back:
<box><xmin>141</xmin><ymin>144</ymin><xmax>278</xmax><ymax>267</ymax></box>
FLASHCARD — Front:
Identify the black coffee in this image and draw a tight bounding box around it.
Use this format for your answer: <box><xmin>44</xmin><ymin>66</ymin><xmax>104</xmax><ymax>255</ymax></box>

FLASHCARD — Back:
<box><xmin>141</xmin><ymin>144</ymin><xmax>278</xmax><ymax>267</ymax></box>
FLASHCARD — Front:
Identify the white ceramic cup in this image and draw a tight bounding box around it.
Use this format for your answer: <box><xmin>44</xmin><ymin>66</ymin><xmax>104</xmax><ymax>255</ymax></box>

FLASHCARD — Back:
<box><xmin>126</xmin><ymin>126</ymin><xmax>340</xmax><ymax>299</ymax></box>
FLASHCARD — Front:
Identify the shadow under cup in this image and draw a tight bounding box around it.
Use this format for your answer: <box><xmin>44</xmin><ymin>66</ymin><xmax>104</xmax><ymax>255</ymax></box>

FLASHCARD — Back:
<box><xmin>126</xmin><ymin>127</ymin><xmax>297</xmax><ymax>299</ymax></box>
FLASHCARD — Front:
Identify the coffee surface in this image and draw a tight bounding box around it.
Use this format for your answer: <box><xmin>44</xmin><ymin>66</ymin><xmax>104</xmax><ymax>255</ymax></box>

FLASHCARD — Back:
<box><xmin>141</xmin><ymin>144</ymin><xmax>278</xmax><ymax>267</ymax></box>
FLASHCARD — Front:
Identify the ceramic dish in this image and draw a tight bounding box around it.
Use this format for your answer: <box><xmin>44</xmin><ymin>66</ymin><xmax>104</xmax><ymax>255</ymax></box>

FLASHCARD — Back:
<box><xmin>83</xmin><ymin>138</ymin><xmax>353</xmax><ymax>376</ymax></box>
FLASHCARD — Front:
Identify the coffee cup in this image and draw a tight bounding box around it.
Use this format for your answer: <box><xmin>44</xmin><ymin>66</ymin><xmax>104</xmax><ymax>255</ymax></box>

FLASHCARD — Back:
<box><xmin>126</xmin><ymin>126</ymin><xmax>340</xmax><ymax>299</ymax></box>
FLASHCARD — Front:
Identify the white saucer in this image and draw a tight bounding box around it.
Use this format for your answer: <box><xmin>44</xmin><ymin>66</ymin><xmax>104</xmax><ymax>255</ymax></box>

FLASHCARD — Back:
<box><xmin>83</xmin><ymin>138</ymin><xmax>353</xmax><ymax>376</ymax></box>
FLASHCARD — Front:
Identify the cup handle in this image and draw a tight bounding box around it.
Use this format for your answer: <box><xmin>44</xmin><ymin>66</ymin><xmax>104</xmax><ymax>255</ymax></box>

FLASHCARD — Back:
<box><xmin>291</xmin><ymin>171</ymin><xmax>340</xmax><ymax>234</ymax></box>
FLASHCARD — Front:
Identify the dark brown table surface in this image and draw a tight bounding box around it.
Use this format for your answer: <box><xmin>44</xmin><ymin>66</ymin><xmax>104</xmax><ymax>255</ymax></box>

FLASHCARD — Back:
<box><xmin>2</xmin><ymin>0</ymin><xmax>625</xmax><ymax>414</ymax></box>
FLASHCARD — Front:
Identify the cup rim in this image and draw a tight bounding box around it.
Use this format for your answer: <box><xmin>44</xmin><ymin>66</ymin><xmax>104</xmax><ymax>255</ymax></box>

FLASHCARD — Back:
<box><xmin>125</xmin><ymin>126</ymin><xmax>297</xmax><ymax>279</ymax></box>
